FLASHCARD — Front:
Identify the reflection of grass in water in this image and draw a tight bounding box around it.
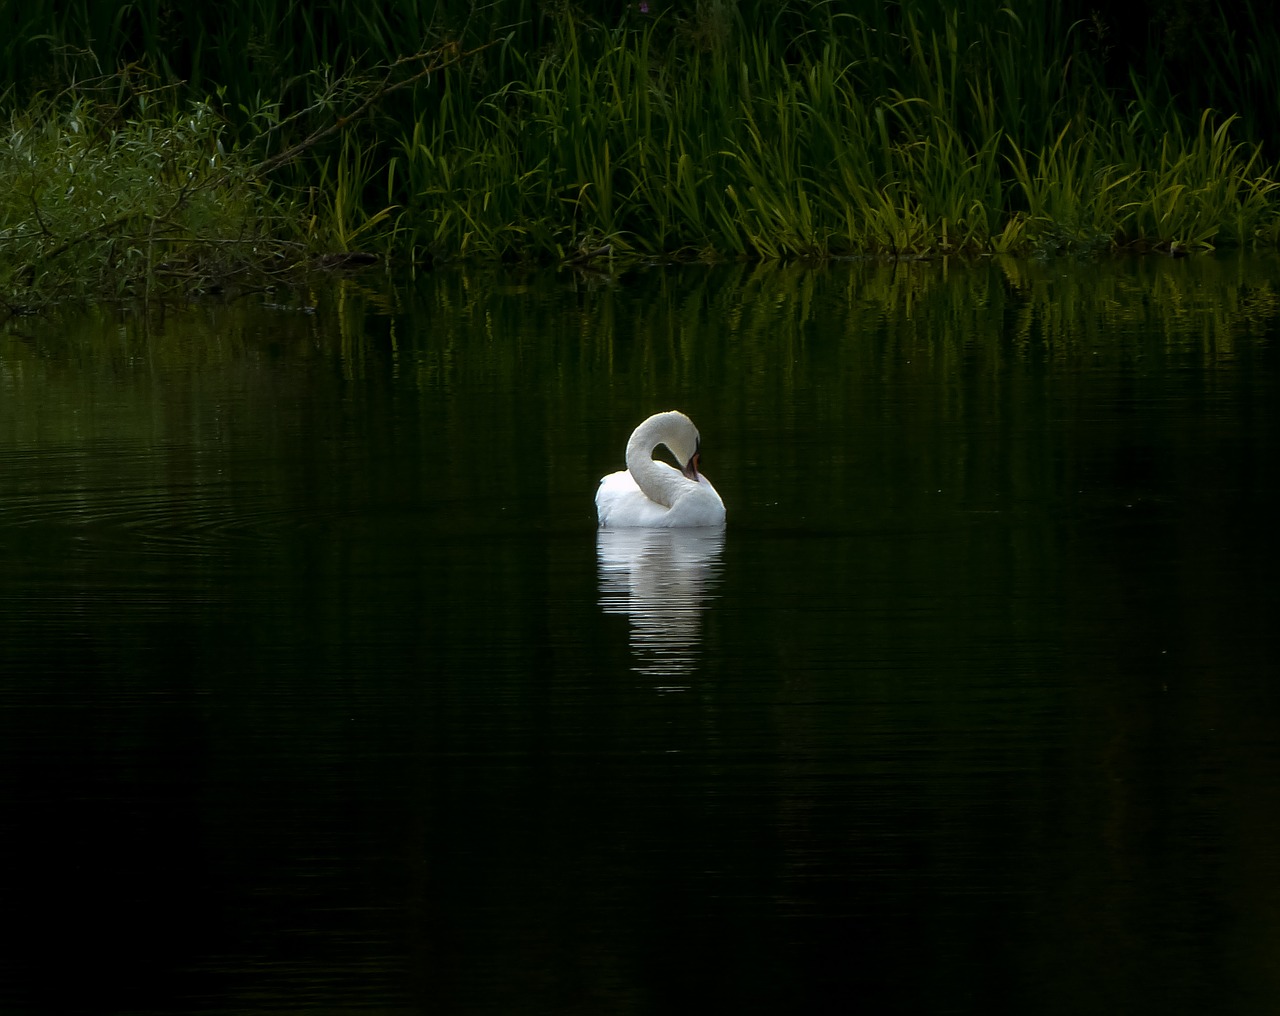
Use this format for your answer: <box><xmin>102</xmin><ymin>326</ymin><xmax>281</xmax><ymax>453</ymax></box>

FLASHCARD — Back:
<box><xmin>3</xmin><ymin>256</ymin><xmax>1274</xmax><ymax>514</ymax></box>
<box><xmin>8</xmin><ymin>256</ymin><xmax>1273</xmax><ymax>392</ymax></box>
<box><xmin>386</xmin><ymin>256</ymin><xmax>1280</xmax><ymax>418</ymax></box>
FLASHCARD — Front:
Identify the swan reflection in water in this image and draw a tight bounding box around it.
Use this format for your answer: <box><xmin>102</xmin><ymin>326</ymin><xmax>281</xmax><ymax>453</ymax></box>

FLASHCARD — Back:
<box><xmin>596</xmin><ymin>527</ymin><xmax>725</xmax><ymax>682</ymax></box>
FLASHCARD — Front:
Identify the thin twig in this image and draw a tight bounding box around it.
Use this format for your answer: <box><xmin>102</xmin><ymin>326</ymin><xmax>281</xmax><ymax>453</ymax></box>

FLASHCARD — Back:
<box><xmin>250</xmin><ymin>39</ymin><xmax>499</xmax><ymax>178</ymax></box>
<box><xmin>28</xmin><ymin>193</ymin><xmax>53</xmax><ymax>237</ymax></box>
<box><xmin>34</xmin><ymin>210</ymin><xmax>145</xmax><ymax>263</ymax></box>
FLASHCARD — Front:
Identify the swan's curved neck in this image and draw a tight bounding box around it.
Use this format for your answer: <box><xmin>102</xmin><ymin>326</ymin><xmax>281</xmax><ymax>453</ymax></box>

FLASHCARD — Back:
<box><xmin>625</xmin><ymin>415</ymin><xmax>690</xmax><ymax>509</ymax></box>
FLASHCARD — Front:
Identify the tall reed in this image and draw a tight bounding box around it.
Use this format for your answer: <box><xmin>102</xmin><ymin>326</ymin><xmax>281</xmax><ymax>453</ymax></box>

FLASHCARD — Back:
<box><xmin>4</xmin><ymin>1</ymin><xmax>1280</xmax><ymax>273</ymax></box>
<box><xmin>391</xmin><ymin>9</ymin><xmax>1280</xmax><ymax>261</ymax></box>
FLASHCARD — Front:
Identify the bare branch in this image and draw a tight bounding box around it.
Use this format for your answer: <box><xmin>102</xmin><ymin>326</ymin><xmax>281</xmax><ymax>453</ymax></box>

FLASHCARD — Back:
<box><xmin>250</xmin><ymin>39</ymin><xmax>499</xmax><ymax>178</ymax></box>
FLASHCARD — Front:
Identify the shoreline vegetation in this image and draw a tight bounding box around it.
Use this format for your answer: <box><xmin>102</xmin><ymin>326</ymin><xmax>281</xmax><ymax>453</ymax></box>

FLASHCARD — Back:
<box><xmin>3</xmin><ymin>0</ymin><xmax>1280</xmax><ymax>312</ymax></box>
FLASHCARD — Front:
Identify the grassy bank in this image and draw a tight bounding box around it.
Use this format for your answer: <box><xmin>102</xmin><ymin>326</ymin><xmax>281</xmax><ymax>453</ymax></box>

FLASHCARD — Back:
<box><xmin>3</xmin><ymin>1</ymin><xmax>1280</xmax><ymax>309</ymax></box>
<box><xmin>1</xmin><ymin>85</ymin><xmax>290</xmax><ymax>309</ymax></box>
<box><xmin>396</xmin><ymin>11</ymin><xmax>1280</xmax><ymax>261</ymax></box>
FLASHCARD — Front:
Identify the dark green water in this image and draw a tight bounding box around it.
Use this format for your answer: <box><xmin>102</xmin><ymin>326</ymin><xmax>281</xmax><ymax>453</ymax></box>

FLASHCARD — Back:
<box><xmin>2</xmin><ymin>255</ymin><xmax>1278</xmax><ymax>1015</ymax></box>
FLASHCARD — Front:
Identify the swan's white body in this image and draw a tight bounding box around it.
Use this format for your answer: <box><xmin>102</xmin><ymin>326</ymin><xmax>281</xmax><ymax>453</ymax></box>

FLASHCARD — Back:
<box><xmin>596</xmin><ymin>411</ymin><xmax>726</xmax><ymax>528</ymax></box>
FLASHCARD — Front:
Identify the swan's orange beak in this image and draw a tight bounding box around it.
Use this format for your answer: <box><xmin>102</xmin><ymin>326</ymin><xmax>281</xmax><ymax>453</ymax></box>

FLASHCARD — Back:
<box><xmin>682</xmin><ymin>452</ymin><xmax>701</xmax><ymax>481</ymax></box>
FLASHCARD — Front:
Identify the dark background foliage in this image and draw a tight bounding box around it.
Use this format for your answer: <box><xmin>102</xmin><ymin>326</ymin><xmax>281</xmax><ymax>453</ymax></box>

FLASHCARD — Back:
<box><xmin>4</xmin><ymin>0</ymin><xmax>1276</xmax><ymax>157</ymax></box>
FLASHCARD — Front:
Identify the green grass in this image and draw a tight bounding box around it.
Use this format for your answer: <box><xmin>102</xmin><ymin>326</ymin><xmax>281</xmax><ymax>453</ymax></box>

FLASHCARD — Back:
<box><xmin>3</xmin><ymin>0</ymin><xmax>1280</xmax><ymax>304</ymax></box>
<box><xmin>391</xmin><ymin>11</ymin><xmax>1280</xmax><ymax>262</ymax></box>
<box><xmin>0</xmin><ymin>81</ymin><xmax>304</xmax><ymax>311</ymax></box>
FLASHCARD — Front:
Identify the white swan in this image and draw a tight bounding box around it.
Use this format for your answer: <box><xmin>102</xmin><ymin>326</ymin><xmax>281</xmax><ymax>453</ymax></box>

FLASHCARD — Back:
<box><xmin>596</xmin><ymin>411</ymin><xmax>726</xmax><ymax>528</ymax></box>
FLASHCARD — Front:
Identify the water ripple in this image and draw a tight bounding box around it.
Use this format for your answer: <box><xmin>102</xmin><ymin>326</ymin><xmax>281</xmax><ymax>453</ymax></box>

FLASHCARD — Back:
<box><xmin>0</xmin><ymin>449</ymin><xmax>314</xmax><ymax>552</ymax></box>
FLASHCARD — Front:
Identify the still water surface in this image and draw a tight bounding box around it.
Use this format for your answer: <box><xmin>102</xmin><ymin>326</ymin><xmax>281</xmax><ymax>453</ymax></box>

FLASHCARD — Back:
<box><xmin>2</xmin><ymin>255</ymin><xmax>1278</xmax><ymax>1014</ymax></box>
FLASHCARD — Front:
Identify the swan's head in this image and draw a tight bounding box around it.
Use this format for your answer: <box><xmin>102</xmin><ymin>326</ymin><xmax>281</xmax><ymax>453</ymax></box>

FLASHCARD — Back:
<box><xmin>648</xmin><ymin>410</ymin><xmax>703</xmax><ymax>480</ymax></box>
<box><xmin>679</xmin><ymin>437</ymin><xmax>703</xmax><ymax>482</ymax></box>
<box><xmin>610</xmin><ymin>410</ymin><xmax>724</xmax><ymax>522</ymax></box>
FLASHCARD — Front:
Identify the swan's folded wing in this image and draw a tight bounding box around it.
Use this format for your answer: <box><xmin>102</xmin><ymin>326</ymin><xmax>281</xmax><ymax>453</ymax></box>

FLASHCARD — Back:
<box><xmin>596</xmin><ymin>470</ymin><xmax>671</xmax><ymax>527</ymax></box>
<box><xmin>667</xmin><ymin>479</ymin><xmax>727</xmax><ymax>527</ymax></box>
